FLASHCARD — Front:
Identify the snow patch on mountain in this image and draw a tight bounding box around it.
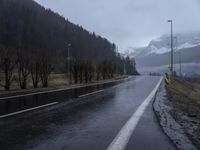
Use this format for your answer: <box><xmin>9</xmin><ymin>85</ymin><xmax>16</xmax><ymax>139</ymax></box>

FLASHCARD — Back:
<box><xmin>148</xmin><ymin>45</ymin><xmax>169</xmax><ymax>54</ymax></box>
<box><xmin>123</xmin><ymin>47</ymin><xmax>147</xmax><ymax>58</ymax></box>
<box><xmin>177</xmin><ymin>43</ymin><xmax>200</xmax><ymax>49</ymax></box>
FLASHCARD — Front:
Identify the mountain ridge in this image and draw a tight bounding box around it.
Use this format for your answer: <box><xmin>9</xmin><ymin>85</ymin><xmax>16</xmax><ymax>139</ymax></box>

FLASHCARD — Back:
<box><xmin>124</xmin><ymin>32</ymin><xmax>200</xmax><ymax>59</ymax></box>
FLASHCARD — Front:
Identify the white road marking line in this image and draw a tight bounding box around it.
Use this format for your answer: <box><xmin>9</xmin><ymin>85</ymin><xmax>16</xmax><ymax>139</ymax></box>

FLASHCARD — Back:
<box><xmin>78</xmin><ymin>90</ymin><xmax>104</xmax><ymax>98</ymax></box>
<box><xmin>0</xmin><ymin>78</ymin><xmax>129</xmax><ymax>100</ymax></box>
<box><xmin>107</xmin><ymin>77</ymin><xmax>163</xmax><ymax>150</ymax></box>
<box><xmin>0</xmin><ymin>102</ymin><xmax>58</xmax><ymax>119</ymax></box>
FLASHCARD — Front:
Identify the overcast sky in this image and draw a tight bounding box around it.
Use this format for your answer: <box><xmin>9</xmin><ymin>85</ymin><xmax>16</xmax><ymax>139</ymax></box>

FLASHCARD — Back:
<box><xmin>34</xmin><ymin>0</ymin><xmax>200</xmax><ymax>51</ymax></box>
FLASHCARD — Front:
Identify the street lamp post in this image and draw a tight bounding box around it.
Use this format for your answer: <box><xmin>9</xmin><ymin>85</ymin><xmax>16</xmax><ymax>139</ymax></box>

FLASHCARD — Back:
<box><xmin>67</xmin><ymin>43</ymin><xmax>71</xmax><ymax>73</ymax></box>
<box><xmin>168</xmin><ymin>20</ymin><xmax>174</xmax><ymax>75</ymax></box>
<box><xmin>67</xmin><ymin>43</ymin><xmax>71</xmax><ymax>82</ymax></box>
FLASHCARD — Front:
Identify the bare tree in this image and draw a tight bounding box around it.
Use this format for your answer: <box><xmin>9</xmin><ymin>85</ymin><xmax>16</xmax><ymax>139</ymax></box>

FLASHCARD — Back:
<box><xmin>101</xmin><ymin>60</ymin><xmax>114</xmax><ymax>79</ymax></box>
<box><xmin>17</xmin><ymin>50</ymin><xmax>30</xmax><ymax>89</ymax></box>
<box><xmin>88</xmin><ymin>61</ymin><xmax>95</xmax><ymax>82</ymax></box>
<box><xmin>30</xmin><ymin>53</ymin><xmax>41</xmax><ymax>88</ymax></box>
<box><xmin>84</xmin><ymin>61</ymin><xmax>89</xmax><ymax>83</ymax></box>
<box><xmin>96</xmin><ymin>63</ymin><xmax>102</xmax><ymax>81</ymax></box>
<box><xmin>71</xmin><ymin>59</ymin><xmax>79</xmax><ymax>84</ymax></box>
<box><xmin>39</xmin><ymin>54</ymin><xmax>52</xmax><ymax>87</ymax></box>
<box><xmin>79</xmin><ymin>61</ymin><xmax>84</xmax><ymax>84</ymax></box>
<box><xmin>0</xmin><ymin>46</ymin><xmax>16</xmax><ymax>91</ymax></box>
<box><xmin>102</xmin><ymin>61</ymin><xmax>107</xmax><ymax>80</ymax></box>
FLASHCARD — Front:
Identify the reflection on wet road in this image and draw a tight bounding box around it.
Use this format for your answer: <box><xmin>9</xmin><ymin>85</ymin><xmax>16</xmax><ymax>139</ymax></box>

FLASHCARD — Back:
<box><xmin>0</xmin><ymin>78</ymin><xmax>127</xmax><ymax>116</ymax></box>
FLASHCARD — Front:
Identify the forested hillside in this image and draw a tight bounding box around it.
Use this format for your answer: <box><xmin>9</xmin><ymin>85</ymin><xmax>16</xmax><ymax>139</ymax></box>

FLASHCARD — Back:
<box><xmin>0</xmin><ymin>0</ymin><xmax>117</xmax><ymax>61</ymax></box>
<box><xmin>0</xmin><ymin>0</ymin><xmax>138</xmax><ymax>90</ymax></box>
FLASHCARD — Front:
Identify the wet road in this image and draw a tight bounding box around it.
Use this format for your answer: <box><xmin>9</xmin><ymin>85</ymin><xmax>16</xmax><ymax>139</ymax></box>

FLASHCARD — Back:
<box><xmin>0</xmin><ymin>78</ymin><xmax>126</xmax><ymax>116</ymax></box>
<box><xmin>0</xmin><ymin>76</ymin><xmax>176</xmax><ymax>150</ymax></box>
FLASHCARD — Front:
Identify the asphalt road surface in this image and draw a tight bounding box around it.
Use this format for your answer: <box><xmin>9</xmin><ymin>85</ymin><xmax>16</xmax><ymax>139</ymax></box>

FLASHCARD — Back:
<box><xmin>0</xmin><ymin>76</ymin><xmax>176</xmax><ymax>150</ymax></box>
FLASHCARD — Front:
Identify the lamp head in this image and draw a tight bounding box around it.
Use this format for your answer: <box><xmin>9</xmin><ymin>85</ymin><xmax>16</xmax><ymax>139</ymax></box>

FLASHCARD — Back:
<box><xmin>67</xmin><ymin>43</ymin><xmax>71</xmax><ymax>46</ymax></box>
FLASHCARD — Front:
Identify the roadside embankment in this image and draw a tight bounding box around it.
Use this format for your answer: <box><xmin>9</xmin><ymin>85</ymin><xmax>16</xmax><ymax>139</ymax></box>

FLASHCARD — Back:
<box><xmin>153</xmin><ymin>77</ymin><xmax>200</xmax><ymax>150</ymax></box>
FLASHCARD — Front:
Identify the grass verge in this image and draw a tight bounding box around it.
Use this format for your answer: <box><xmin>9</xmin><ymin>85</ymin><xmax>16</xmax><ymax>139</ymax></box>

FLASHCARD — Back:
<box><xmin>166</xmin><ymin>77</ymin><xmax>200</xmax><ymax>149</ymax></box>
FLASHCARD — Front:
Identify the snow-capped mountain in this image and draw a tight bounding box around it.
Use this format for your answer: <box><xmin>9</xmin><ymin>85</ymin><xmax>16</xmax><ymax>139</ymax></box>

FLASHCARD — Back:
<box><xmin>123</xmin><ymin>47</ymin><xmax>146</xmax><ymax>58</ymax></box>
<box><xmin>124</xmin><ymin>32</ymin><xmax>200</xmax><ymax>58</ymax></box>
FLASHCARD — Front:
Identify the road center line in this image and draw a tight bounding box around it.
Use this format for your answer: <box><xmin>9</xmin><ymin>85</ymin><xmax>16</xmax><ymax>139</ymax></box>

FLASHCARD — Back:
<box><xmin>78</xmin><ymin>90</ymin><xmax>104</xmax><ymax>98</ymax></box>
<box><xmin>107</xmin><ymin>77</ymin><xmax>163</xmax><ymax>150</ymax></box>
<box><xmin>0</xmin><ymin>102</ymin><xmax>58</xmax><ymax>119</ymax></box>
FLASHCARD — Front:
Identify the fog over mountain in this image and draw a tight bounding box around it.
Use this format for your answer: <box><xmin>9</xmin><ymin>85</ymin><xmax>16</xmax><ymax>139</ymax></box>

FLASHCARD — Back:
<box><xmin>124</xmin><ymin>32</ymin><xmax>200</xmax><ymax>58</ymax></box>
